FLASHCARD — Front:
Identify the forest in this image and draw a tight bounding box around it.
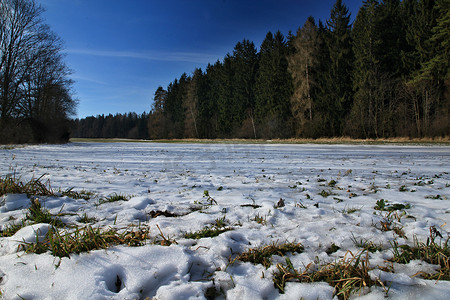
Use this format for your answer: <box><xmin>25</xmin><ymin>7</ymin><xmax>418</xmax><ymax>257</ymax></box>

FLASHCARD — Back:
<box><xmin>0</xmin><ymin>0</ymin><xmax>76</xmax><ymax>144</ymax></box>
<box><xmin>74</xmin><ymin>0</ymin><xmax>449</xmax><ymax>140</ymax></box>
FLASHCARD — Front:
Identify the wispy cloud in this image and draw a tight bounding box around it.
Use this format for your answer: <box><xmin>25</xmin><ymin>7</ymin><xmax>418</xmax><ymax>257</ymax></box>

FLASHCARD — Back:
<box><xmin>69</xmin><ymin>74</ymin><xmax>108</xmax><ymax>85</ymax></box>
<box><xmin>66</xmin><ymin>49</ymin><xmax>221</xmax><ymax>64</ymax></box>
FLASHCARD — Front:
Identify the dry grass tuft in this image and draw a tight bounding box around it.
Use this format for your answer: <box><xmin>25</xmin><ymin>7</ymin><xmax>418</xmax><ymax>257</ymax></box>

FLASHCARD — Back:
<box><xmin>391</xmin><ymin>226</ymin><xmax>449</xmax><ymax>281</ymax></box>
<box><xmin>273</xmin><ymin>250</ymin><xmax>385</xmax><ymax>299</ymax></box>
<box><xmin>98</xmin><ymin>193</ymin><xmax>131</xmax><ymax>204</ymax></box>
<box><xmin>20</xmin><ymin>225</ymin><xmax>150</xmax><ymax>257</ymax></box>
<box><xmin>184</xmin><ymin>225</ymin><xmax>232</xmax><ymax>240</ymax></box>
<box><xmin>0</xmin><ymin>174</ymin><xmax>53</xmax><ymax>197</ymax></box>
<box><xmin>236</xmin><ymin>242</ymin><xmax>304</xmax><ymax>269</ymax></box>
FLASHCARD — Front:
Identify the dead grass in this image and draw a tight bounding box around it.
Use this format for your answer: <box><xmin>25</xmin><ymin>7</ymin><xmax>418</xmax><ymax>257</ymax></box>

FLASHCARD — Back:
<box><xmin>252</xmin><ymin>213</ymin><xmax>267</xmax><ymax>225</ymax></box>
<box><xmin>184</xmin><ymin>225</ymin><xmax>232</xmax><ymax>240</ymax></box>
<box><xmin>70</xmin><ymin>136</ymin><xmax>450</xmax><ymax>145</ymax></box>
<box><xmin>391</xmin><ymin>226</ymin><xmax>449</xmax><ymax>281</ymax></box>
<box><xmin>351</xmin><ymin>235</ymin><xmax>383</xmax><ymax>253</ymax></box>
<box><xmin>26</xmin><ymin>198</ymin><xmax>65</xmax><ymax>227</ymax></box>
<box><xmin>59</xmin><ymin>188</ymin><xmax>95</xmax><ymax>200</ymax></box>
<box><xmin>20</xmin><ymin>225</ymin><xmax>150</xmax><ymax>258</ymax></box>
<box><xmin>77</xmin><ymin>213</ymin><xmax>98</xmax><ymax>224</ymax></box>
<box><xmin>1</xmin><ymin>174</ymin><xmax>95</xmax><ymax>201</ymax></box>
<box><xmin>0</xmin><ymin>219</ymin><xmax>27</xmax><ymax>237</ymax></box>
<box><xmin>0</xmin><ymin>174</ymin><xmax>53</xmax><ymax>197</ymax></box>
<box><xmin>273</xmin><ymin>250</ymin><xmax>385</xmax><ymax>299</ymax></box>
<box><xmin>236</xmin><ymin>242</ymin><xmax>304</xmax><ymax>269</ymax></box>
<box><xmin>1</xmin><ymin>198</ymin><xmax>65</xmax><ymax>237</ymax></box>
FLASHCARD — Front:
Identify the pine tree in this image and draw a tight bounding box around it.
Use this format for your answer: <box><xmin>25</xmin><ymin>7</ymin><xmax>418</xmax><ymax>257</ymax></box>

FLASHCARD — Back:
<box><xmin>148</xmin><ymin>86</ymin><xmax>167</xmax><ymax>139</ymax></box>
<box><xmin>324</xmin><ymin>0</ymin><xmax>354</xmax><ymax>135</ymax></box>
<box><xmin>288</xmin><ymin>17</ymin><xmax>320</xmax><ymax>137</ymax></box>
<box><xmin>164</xmin><ymin>74</ymin><xmax>188</xmax><ymax>138</ymax></box>
<box><xmin>199</xmin><ymin>61</ymin><xmax>222</xmax><ymax>138</ymax></box>
<box><xmin>419</xmin><ymin>0</ymin><xmax>449</xmax><ymax>81</ymax></box>
<box><xmin>374</xmin><ymin>0</ymin><xmax>405</xmax><ymax>77</ymax></box>
<box><xmin>255</xmin><ymin>31</ymin><xmax>293</xmax><ymax>138</ymax></box>
<box><xmin>310</xmin><ymin>20</ymin><xmax>333</xmax><ymax>137</ymax></box>
<box><xmin>348</xmin><ymin>0</ymin><xmax>401</xmax><ymax>138</ymax></box>
<box><xmin>348</xmin><ymin>0</ymin><xmax>379</xmax><ymax>138</ymax></box>
<box><xmin>183</xmin><ymin>69</ymin><xmax>202</xmax><ymax>138</ymax></box>
<box><xmin>152</xmin><ymin>86</ymin><xmax>166</xmax><ymax>114</ymax></box>
<box><xmin>216</xmin><ymin>55</ymin><xmax>235</xmax><ymax>136</ymax></box>
<box><xmin>418</xmin><ymin>0</ymin><xmax>450</xmax><ymax>136</ymax></box>
<box><xmin>196</xmin><ymin>64</ymin><xmax>214</xmax><ymax>138</ymax></box>
<box><xmin>231</xmin><ymin>40</ymin><xmax>259</xmax><ymax>138</ymax></box>
<box><xmin>401</xmin><ymin>0</ymin><xmax>443</xmax><ymax>136</ymax></box>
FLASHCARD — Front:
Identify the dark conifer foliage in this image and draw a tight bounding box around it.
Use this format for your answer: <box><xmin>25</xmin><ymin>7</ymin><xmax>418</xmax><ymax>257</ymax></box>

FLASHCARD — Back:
<box><xmin>255</xmin><ymin>31</ymin><xmax>293</xmax><ymax>138</ymax></box>
<box><xmin>348</xmin><ymin>0</ymin><xmax>401</xmax><ymax>138</ymax></box>
<box><xmin>324</xmin><ymin>0</ymin><xmax>354</xmax><ymax>136</ymax></box>
<box><xmin>77</xmin><ymin>0</ymin><xmax>449</xmax><ymax>140</ymax></box>
<box><xmin>147</xmin><ymin>86</ymin><xmax>166</xmax><ymax>139</ymax></box>
<box><xmin>72</xmin><ymin>112</ymin><xmax>149</xmax><ymax>139</ymax></box>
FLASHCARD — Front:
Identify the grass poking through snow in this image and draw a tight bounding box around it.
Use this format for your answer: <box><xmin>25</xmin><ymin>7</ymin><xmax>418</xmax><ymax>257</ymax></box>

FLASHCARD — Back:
<box><xmin>390</xmin><ymin>226</ymin><xmax>449</xmax><ymax>281</ymax></box>
<box><xmin>273</xmin><ymin>250</ymin><xmax>385</xmax><ymax>299</ymax></box>
<box><xmin>184</xmin><ymin>225</ymin><xmax>232</xmax><ymax>240</ymax></box>
<box><xmin>0</xmin><ymin>219</ymin><xmax>27</xmax><ymax>237</ymax></box>
<box><xmin>20</xmin><ymin>225</ymin><xmax>150</xmax><ymax>258</ymax></box>
<box><xmin>374</xmin><ymin>199</ymin><xmax>410</xmax><ymax>211</ymax></box>
<box><xmin>77</xmin><ymin>213</ymin><xmax>98</xmax><ymax>224</ymax></box>
<box><xmin>0</xmin><ymin>174</ymin><xmax>53</xmax><ymax>197</ymax></box>
<box><xmin>98</xmin><ymin>193</ymin><xmax>131</xmax><ymax>205</ymax></box>
<box><xmin>26</xmin><ymin>198</ymin><xmax>65</xmax><ymax>227</ymax></box>
<box><xmin>236</xmin><ymin>242</ymin><xmax>304</xmax><ymax>269</ymax></box>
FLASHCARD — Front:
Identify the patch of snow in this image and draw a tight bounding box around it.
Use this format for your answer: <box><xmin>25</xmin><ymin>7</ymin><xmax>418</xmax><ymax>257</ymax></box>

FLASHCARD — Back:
<box><xmin>0</xmin><ymin>194</ymin><xmax>29</xmax><ymax>212</ymax></box>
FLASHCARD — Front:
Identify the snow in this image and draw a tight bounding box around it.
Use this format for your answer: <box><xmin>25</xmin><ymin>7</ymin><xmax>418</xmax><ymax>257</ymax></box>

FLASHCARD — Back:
<box><xmin>0</xmin><ymin>194</ymin><xmax>30</xmax><ymax>212</ymax></box>
<box><xmin>0</xmin><ymin>142</ymin><xmax>449</xmax><ymax>299</ymax></box>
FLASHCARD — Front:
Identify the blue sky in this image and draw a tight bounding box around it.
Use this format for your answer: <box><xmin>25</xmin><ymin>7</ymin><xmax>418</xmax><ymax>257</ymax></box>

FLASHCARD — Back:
<box><xmin>39</xmin><ymin>0</ymin><xmax>363</xmax><ymax>118</ymax></box>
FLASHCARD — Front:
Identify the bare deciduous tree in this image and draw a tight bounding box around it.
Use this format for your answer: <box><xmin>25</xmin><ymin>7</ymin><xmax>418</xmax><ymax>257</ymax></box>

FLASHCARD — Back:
<box><xmin>0</xmin><ymin>0</ymin><xmax>76</xmax><ymax>143</ymax></box>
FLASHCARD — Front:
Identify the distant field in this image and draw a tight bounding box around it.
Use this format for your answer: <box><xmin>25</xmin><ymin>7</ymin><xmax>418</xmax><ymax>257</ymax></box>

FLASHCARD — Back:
<box><xmin>70</xmin><ymin>136</ymin><xmax>450</xmax><ymax>145</ymax></box>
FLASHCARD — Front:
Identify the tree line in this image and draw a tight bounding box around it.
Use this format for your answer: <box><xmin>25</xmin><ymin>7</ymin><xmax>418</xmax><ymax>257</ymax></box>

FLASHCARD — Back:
<box><xmin>76</xmin><ymin>0</ymin><xmax>449</xmax><ymax>140</ymax></box>
<box><xmin>72</xmin><ymin>112</ymin><xmax>149</xmax><ymax>140</ymax></box>
<box><xmin>0</xmin><ymin>0</ymin><xmax>76</xmax><ymax>144</ymax></box>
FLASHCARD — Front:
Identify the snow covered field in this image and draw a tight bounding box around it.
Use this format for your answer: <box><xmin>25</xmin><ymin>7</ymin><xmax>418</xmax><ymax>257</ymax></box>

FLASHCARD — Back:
<box><xmin>0</xmin><ymin>142</ymin><xmax>449</xmax><ymax>299</ymax></box>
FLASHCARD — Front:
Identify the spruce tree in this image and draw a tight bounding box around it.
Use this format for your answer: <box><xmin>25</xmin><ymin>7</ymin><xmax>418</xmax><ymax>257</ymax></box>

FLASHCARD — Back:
<box><xmin>196</xmin><ymin>64</ymin><xmax>215</xmax><ymax>138</ymax></box>
<box><xmin>216</xmin><ymin>55</ymin><xmax>235</xmax><ymax>137</ymax></box>
<box><xmin>417</xmin><ymin>0</ymin><xmax>449</xmax><ymax>136</ymax></box>
<box><xmin>402</xmin><ymin>0</ymin><xmax>443</xmax><ymax>136</ymax></box>
<box><xmin>164</xmin><ymin>74</ymin><xmax>188</xmax><ymax>138</ymax></box>
<box><xmin>349</xmin><ymin>0</ymin><xmax>378</xmax><ymax>138</ymax></box>
<box><xmin>311</xmin><ymin>20</ymin><xmax>333</xmax><ymax>137</ymax></box>
<box><xmin>255</xmin><ymin>32</ymin><xmax>275</xmax><ymax>125</ymax></box>
<box><xmin>148</xmin><ymin>86</ymin><xmax>167</xmax><ymax>139</ymax></box>
<box><xmin>288</xmin><ymin>16</ymin><xmax>320</xmax><ymax>137</ymax></box>
<box><xmin>183</xmin><ymin>69</ymin><xmax>201</xmax><ymax>138</ymax></box>
<box><xmin>231</xmin><ymin>40</ymin><xmax>259</xmax><ymax>138</ymax></box>
<box><xmin>324</xmin><ymin>0</ymin><xmax>354</xmax><ymax>136</ymax></box>
<box><xmin>254</xmin><ymin>31</ymin><xmax>293</xmax><ymax>138</ymax></box>
<box><xmin>419</xmin><ymin>0</ymin><xmax>449</xmax><ymax>81</ymax></box>
<box><xmin>374</xmin><ymin>0</ymin><xmax>405</xmax><ymax>77</ymax></box>
<box><xmin>201</xmin><ymin>61</ymin><xmax>222</xmax><ymax>138</ymax></box>
<box><xmin>348</xmin><ymin>0</ymin><xmax>401</xmax><ymax>138</ymax></box>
